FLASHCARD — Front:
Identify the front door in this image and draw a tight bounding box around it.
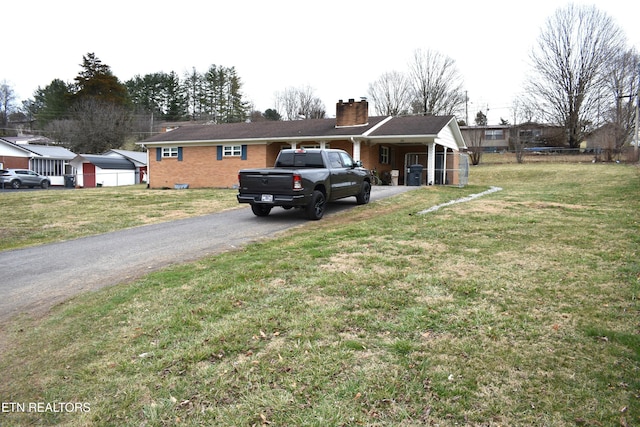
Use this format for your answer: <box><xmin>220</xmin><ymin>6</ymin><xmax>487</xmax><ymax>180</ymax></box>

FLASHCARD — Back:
<box><xmin>84</xmin><ymin>163</ymin><xmax>96</xmax><ymax>187</ymax></box>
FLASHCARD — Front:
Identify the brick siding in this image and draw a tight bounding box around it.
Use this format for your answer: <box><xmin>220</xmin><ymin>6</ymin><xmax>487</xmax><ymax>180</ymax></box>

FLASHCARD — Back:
<box><xmin>0</xmin><ymin>157</ymin><xmax>29</xmax><ymax>169</ymax></box>
<box><xmin>147</xmin><ymin>141</ymin><xmax>461</xmax><ymax>188</ymax></box>
<box><xmin>149</xmin><ymin>145</ymin><xmax>268</xmax><ymax>189</ymax></box>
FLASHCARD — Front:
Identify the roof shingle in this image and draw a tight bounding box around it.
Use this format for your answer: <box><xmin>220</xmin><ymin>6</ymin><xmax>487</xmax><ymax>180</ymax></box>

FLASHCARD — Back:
<box><xmin>143</xmin><ymin>115</ymin><xmax>460</xmax><ymax>143</ymax></box>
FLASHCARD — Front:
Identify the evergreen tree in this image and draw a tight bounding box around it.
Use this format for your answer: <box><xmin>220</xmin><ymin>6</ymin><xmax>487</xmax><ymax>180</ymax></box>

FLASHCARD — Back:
<box><xmin>74</xmin><ymin>53</ymin><xmax>129</xmax><ymax>106</ymax></box>
<box><xmin>125</xmin><ymin>72</ymin><xmax>187</xmax><ymax>121</ymax></box>
<box><xmin>164</xmin><ymin>71</ymin><xmax>188</xmax><ymax>121</ymax></box>
<box><xmin>125</xmin><ymin>73</ymin><xmax>165</xmax><ymax>117</ymax></box>
<box><xmin>201</xmin><ymin>65</ymin><xmax>248</xmax><ymax>123</ymax></box>
<box><xmin>31</xmin><ymin>79</ymin><xmax>72</xmax><ymax>126</ymax></box>
<box><xmin>183</xmin><ymin>67</ymin><xmax>204</xmax><ymax>120</ymax></box>
<box><xmin>62</xmin><ymin>53</ymin><xmax>131</xmax><ymax>152</ymax></box>
<box><xmin>263</xmin><ymin>108</ymin><xmax>282</xmax><ymax>121</ymax></box>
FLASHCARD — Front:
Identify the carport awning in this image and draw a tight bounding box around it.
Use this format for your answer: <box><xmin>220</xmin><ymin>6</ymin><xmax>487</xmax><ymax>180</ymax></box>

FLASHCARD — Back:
<box><xmin>365</xmin><ymin>135</ymin><xmax>461</xmax><ymax>152</ymax></box>
<box><xmin>73</xmin><ymin>155</ymin><xmax>135</xmax><ymax>170</ymax></box>
<box><xmin>364</xmin><ymin>116</ymin><xmax>465</xmax><ymax>152</ymax></box>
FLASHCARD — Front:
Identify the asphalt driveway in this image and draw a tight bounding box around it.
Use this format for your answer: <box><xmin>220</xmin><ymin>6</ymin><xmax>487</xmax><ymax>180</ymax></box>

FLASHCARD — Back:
<box><xmin>0</xmin><ymin>185</ymin><xmax>418</xmax><ymax>324</ymax></box>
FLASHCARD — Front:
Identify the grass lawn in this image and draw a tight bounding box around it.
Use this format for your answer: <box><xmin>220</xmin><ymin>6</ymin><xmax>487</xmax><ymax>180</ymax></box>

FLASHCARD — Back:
<box><xmin>1</xmin><ymin>162</ymin><xmax>638</xmax><ymax>426</ymax></box>
<box><xmin>0</xmin><ymin>185</ymin><xmax>240</xmax><ymax>251</ymax></box>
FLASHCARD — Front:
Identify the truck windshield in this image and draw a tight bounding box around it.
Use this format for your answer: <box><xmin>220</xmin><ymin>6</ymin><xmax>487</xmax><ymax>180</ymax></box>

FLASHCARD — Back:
<box><xmin>276</xmin><ymin>152</ymin><xmax>324</xmax><ymax>168</ymax></box>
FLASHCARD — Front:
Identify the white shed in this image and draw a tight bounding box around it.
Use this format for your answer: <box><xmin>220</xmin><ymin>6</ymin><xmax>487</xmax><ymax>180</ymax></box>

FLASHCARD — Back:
<box><xmin>102</xmin><ymin>149</ymin><xmax>148</xmax><ymax>184</ymax></box>
<box><xmin>70</xmin><ymin>154</ymin><xmax>136</xmax><ymax>187</ymax></box>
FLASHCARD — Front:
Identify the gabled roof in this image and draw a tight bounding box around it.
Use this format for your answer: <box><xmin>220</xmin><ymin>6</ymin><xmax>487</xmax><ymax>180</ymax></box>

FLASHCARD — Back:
<box><xmin>72</xmin><ymin>154</ymin><xmax>135</xmax><ymax>170</ymax></box>
<box><xmin>103</xmin><ymin>149</ymin><xmax>147</xmax><ymax>166</ymax></box>
<box><xmin>142</xmin><ymin>116</ymin><xmax>390</xmax><ymax>144</ymax></box>
<box><xmin>20</xmin><ymin>145</ymin><xmax>76</xmax><ymax>160</ymax></box>
<box><xmin>368</xmin><ymin>115</ymin><xmax>454</xmax><ymax>136</ymax></box>
<box><xmin>1</xmin><ymin>135</ymin><xmax>54</xmax><ymax>145</ymax></box>
<box><xmin>0</xmin><ymin>138</ymin><xmax>32</xmax><ymax>156</ymax></box>
<box><xmin>365</xmin><ymin>115</ymin><xmax>465</xmax><ymax>151</ymax></box>
<box><xmin>139</xmin><ymin>115</ymin><xmax>466</xmax><ymax>151</ymax></box>
<box><xmin>0</xmin><ymin>137</ymin><xmax>76</xmax><ymax>160</ymax></box>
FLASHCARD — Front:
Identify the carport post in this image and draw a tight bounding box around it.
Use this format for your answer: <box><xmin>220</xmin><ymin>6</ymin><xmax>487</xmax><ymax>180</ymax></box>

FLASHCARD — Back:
<box><xmin>350</xmin><ymin>137</ymin><xmax>361</xmax><ymax>161</ymax></box>
<box><xmin>427</xmin><ymin>142</ymin><xmax>436</xmax><ymax>185</ymax></box>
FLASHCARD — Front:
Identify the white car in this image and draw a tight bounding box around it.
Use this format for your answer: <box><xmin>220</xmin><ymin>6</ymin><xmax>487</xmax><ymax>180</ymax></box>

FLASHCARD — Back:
<box><xmin>0</xmin><ymin>169</ymin><xmax>51</xmax><ymax>189</ymax></box>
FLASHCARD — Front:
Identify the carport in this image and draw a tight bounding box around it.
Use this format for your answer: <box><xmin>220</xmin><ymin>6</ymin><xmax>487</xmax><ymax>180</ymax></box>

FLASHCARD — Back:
<box><xmin>70</xmin><ymin>155</ymin><xmax>136</xmax><ymax>187</ymax></box>
<box><xmin>353</xmin><ymin>115</ymin><xmax>469</xmax><ymax>186</ymax></box>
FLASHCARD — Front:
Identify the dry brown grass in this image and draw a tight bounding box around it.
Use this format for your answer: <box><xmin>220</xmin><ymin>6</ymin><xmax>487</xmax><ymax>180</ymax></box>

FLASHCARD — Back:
<box><xmin>0</xmin><ymin>163</ymin><xmax>638</xmax><ymax>426</ymax></box>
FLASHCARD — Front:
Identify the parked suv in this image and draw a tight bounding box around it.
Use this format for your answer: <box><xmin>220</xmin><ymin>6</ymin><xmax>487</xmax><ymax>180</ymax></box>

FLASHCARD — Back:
<box><xmin>0</xmin><ymin>169</ymin><xmax>51</xmax><ymax>189</ymax></box>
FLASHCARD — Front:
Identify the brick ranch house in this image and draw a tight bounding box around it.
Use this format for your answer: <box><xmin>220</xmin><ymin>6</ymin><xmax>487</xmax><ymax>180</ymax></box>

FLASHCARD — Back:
<box><xmin>139</xmin><ymin>99</ymin><xmax>469</xmax><ymax>188</ymax></box>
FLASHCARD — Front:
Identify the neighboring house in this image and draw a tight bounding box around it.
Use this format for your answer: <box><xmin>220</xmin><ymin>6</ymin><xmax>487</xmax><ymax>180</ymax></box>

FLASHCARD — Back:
<box><xmin>71</xmin><ymin>154</ymin><xmax>136</xmax><ymax>187</ymax></box>
<box><xmin>0</xmin><ymin>137</ymin><xmax>31</xmax><ymax>169</ymax></box>
<box><xmin>139</xmin><ymin>99</ymin><xmax>469</xmax><ymax>188</ymax></box>
<box><xmin>1</xmin><ymin>136</ymin><xmax>149</xmax><ymax>188</ymax></box>
<box><xmin>103</xmin><ymin>149</ymin><xmax>148</xmax><ymax>184</ymax></box>
<box><xmin>0</xmin><ymin>136</ymin><xmax>76</xmax><ymax>186</ymax></box>
<box><xmin>583</xmin><ymin>123</ymin><xmax>627</xmax><ymax>151</ymax></box>
<box><xmin>460</xmin><ymin>125</ymin><xmax>511</xmax><ymax>153</ymax></box>
<box><xmin>513</xmin><ymin>122</ymin><xmax>566</xmax><ymax>150</ymax></box>
<box><xmin>460</xmin><ymin>123</ymin><xmax>566</xmax><ymax>153</ymax></box>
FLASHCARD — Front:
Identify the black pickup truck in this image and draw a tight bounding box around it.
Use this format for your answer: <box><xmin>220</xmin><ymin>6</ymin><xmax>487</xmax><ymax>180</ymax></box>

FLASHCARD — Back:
<box><xmin>237</xmin><ymin>148</ymin><xmax>371</xmax><ymax>220</ymax></box>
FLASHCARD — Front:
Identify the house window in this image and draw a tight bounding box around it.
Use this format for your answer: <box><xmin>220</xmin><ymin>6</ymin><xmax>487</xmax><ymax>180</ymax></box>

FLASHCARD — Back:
<box><xmin>519</xmin><ymin>129</ymin><xmax>542</xmax><ymax>139</ymax></box>
<box><xmin>485</xmin><ymin>129</ymin><xmax>504</xmax><ymax>140</ymax></box>
<box><xmin>162</xmin><ymin>147</ymin><xmax>179</xmax><ymax>158</ymax></box>
<box><xmin>380</xmin><ymin>146</ymin><xmax>390</xmax><ymax>164</ymax></box>
<box><xmin>30</xmin><ymin>158</ymin><xmax>66</xmax><ymax>176</ymax></box>
<box><xmin>300</xmin><ymin>144</ymin><xmax>329</xmax><ymax>149</ymax></box>
<box><xmin>223</xmin><ymin>145</ymin><xmax>242</xmax><ymax>157</ymax></box>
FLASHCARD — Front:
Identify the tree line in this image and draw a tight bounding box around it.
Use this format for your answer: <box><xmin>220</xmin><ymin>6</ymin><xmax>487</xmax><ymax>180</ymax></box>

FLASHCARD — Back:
<box><xmin>0</xmin><ymin>53</ymin><xmax>333</xmax><ymax>153</ymax></box>
<box><xmin>1</xmin><ymin>3</ymin><xmax>638</xmax><ymax>157</ymax></box>
<box><xmin>369</xmin><ymin>4</ymin><xmax>638</xmax><ymax>161</ymax></box>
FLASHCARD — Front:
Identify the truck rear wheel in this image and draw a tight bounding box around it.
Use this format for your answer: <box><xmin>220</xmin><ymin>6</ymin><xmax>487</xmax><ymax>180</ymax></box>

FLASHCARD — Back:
<box><xmin>356</xmin><ymin>181</ymin><xmax>371</xmax><ymax>205</ymax></box>
<box><xmin>307</xmin><ymin>190</ymin><xmax>326</xmax><ymax>220</ymax></box>
<box><xmin>251</xmin><ymin>204</ymin><xmax>272</xmax><ymax>217</ymax></box>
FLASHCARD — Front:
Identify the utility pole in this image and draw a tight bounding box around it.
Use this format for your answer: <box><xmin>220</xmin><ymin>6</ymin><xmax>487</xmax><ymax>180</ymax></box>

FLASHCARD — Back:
<box><xmin>465</xmin><ymin>91</ymin><xmax>469</xmax><ymax>126</ymax></box>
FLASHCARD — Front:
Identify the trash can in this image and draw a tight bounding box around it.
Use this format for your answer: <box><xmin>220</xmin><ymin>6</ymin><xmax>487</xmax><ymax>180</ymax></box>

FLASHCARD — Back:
<box><xmin>390</xmin><ymin>170</ymin><xmax>399</xmax><ymax>186</ymax></box>
<box><xmin>407</xmin><ymin>164</ymin><xmax>423</xmax><ymax>186</ymax></box>
<box><xmin>64</xmin><ymin>174</ymin><xmax>75</xmax><ymax>188</ymax></box>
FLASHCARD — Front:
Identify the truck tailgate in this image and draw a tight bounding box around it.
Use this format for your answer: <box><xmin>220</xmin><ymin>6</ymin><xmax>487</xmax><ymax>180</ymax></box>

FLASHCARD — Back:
<box><xmin>239</xmin><ymin>170</ymin><xmax>295</xmax><ymax>194</ymax></box>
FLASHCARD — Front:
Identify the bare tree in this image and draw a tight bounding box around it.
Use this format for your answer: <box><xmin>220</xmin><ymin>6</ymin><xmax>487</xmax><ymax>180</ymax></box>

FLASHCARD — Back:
<box><xmin>603</xmin><ymin>48</ymin><xmax>639</xmax><ymax>152</ymax></box>
<box><xmin>466</xmin><ymin>111</ymin><xmax>487</xmax><ymax>165</ymax></box>
<box><xmin>275</xmin><ymin>87</ymin><xmax>299</xmax><ymax>121</ymax></box>
<box><xmin>368</xmin><ymin>71</ymin><xmax>412</xmax><ymax>116</ymax></box>
<box><xmin>58</xmin><ymin>98</ymin><xmax>131</xmax><ymax>153</ymax></box>
<box><xmin>0</xmin><ymin>81</ymin><xmax>16</xmax><ymax>131</ymax></box>
<box><xmin>274</xmin><ymin>86</ymin><xmax>325</xmax><ymax>120</ymax></box>
<box><xmin>466</xmin><ymin>127</ymin><xmax>484</xmax><ymax>166</ymax></box>
<box><xmin>408</xmin><ymin>49</ymin><xmax>465</xmax><ymax>116</ymax></box>
<box><xmin>510</xmin><ymin>98</ymin><xmax>531</xmax><ymax>163</ymax></box>
<box><xmin>527</xmin><ymin>4</ymin><xmax>626</xmax><ymax>148</ymax></box>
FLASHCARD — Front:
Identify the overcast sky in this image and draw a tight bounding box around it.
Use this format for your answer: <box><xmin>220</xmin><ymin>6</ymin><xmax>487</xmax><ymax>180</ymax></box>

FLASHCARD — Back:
<box><xmin>4</xmin><ymin>0</ymin><xmax>639</xmax><ymax>125</ymax></box>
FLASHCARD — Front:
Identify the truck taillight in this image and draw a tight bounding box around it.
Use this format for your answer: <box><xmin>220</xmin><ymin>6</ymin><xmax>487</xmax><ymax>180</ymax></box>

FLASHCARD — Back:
<box><xmin>293</xmin><ymin>174</ymin><xmax>303</xmax><ymax>190</ymax></box>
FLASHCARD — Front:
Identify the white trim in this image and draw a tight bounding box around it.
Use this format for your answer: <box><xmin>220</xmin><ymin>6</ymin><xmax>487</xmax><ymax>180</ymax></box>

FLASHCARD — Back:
<box><xmin>362</xmin><ymin>116</ymin><xmax>393</xmax><ymax>137</ymax></box>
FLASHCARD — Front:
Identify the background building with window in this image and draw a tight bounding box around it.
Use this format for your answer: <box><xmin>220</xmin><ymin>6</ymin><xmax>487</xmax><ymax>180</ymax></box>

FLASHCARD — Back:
<box><xmin>0</xmin><ymin>136</ymin><xmax>76</xmax><ymax>186</ymax></box>
<box><xmin>460</xmin><ymin>123</ymin><xmax>566</xmax><ymax>153</ymax></box>
<box><xmin>459</xmin><ymin>125</ymin><xmax>510</xmax><ymax>153</ymax></box>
